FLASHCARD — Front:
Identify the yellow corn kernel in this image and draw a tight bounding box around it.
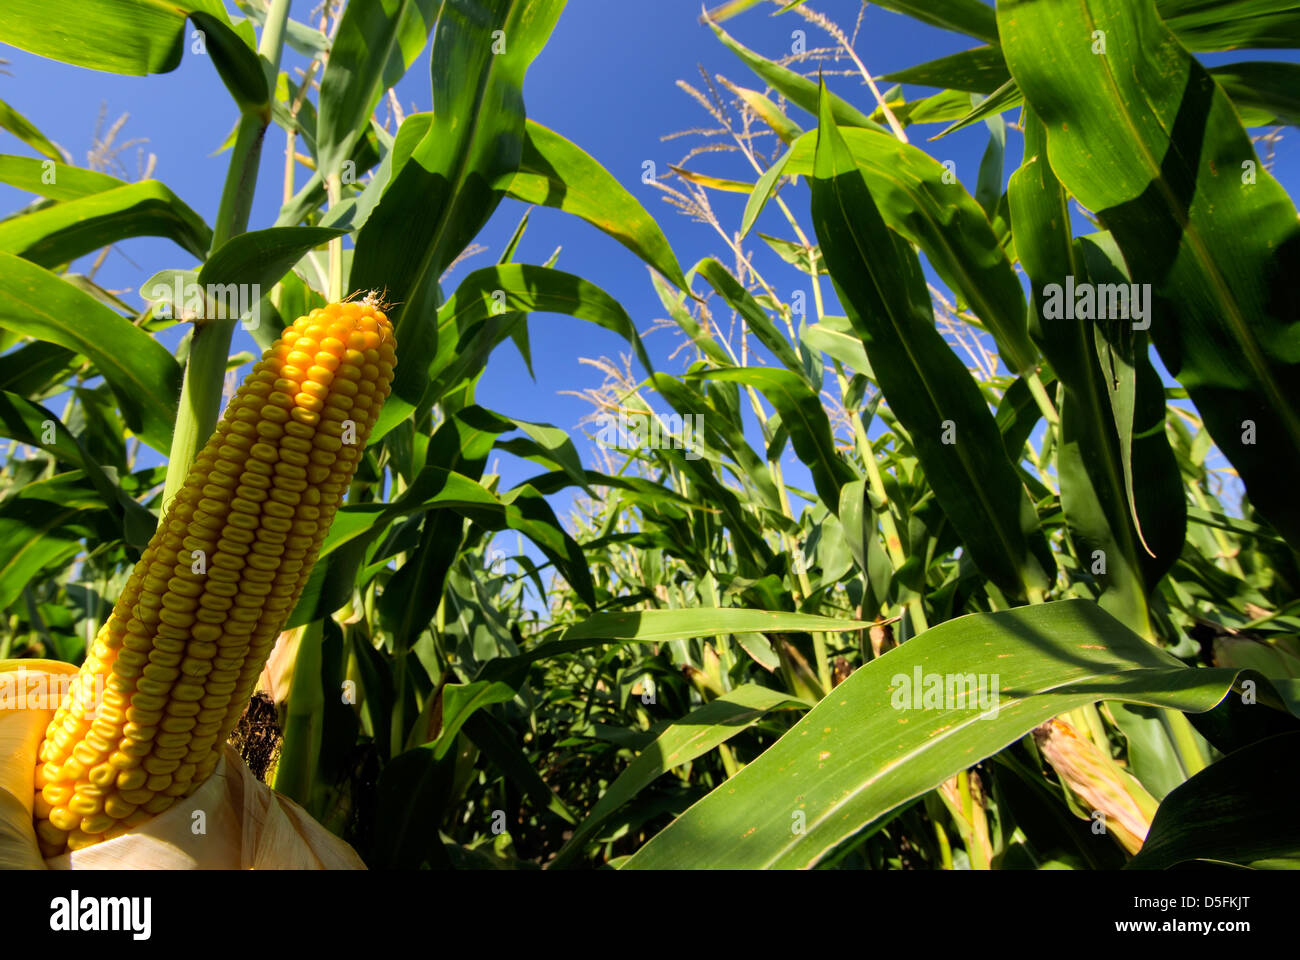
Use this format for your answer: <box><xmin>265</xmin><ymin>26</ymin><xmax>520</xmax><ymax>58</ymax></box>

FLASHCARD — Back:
<box><xmin>31</xmin><ymin>295</ymin><xmax>395</xmax><ymax>855</ymax></box>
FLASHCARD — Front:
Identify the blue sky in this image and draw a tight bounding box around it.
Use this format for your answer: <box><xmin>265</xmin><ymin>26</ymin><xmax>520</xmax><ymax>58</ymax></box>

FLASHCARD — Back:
<box><xmin>2</xmin><ymin>1</ymin><xmax>1297</xmax><ymax>586</ymax></box>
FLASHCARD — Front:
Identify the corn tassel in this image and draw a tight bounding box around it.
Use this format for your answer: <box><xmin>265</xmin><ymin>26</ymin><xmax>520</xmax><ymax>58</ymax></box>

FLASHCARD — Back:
<box><xmin>32</xmin><ymin>296</ymin><xmax>396</xmax><ymax>856</ymax></box>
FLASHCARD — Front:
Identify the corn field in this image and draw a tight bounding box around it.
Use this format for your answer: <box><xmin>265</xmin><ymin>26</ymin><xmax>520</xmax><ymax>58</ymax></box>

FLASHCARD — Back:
<box><xmin>0</xmin><ymin>0</ymin><xmax>1298</xmax><ymax>879</ymax></box>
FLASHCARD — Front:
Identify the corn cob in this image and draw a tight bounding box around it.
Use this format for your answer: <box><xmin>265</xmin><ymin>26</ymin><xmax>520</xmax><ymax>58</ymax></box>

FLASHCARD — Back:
<box><xmin>32</xmin><ymin>296</ymin><xmax>396</xmax><ymax>856</ymax></box>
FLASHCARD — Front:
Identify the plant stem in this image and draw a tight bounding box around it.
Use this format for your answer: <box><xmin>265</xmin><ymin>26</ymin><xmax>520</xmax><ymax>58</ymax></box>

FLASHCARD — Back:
<box><xmin>162</xmin><ymin>320</ymin><xmax>237</xmax><ymax>504</ymax></box>
<box><xmin>326</xmin><ymin>173</ymin><xmax>344</xmax><ymax>301</ymax></box>
<box><xmin>211</xmin><ymin>112</ymin><xmax>269</xmax><ymax>253</ymax></box>
<box><xmin>160</xmin><ymin>0</ymin><xmax>291</xmax><ymax>505</ymax></box>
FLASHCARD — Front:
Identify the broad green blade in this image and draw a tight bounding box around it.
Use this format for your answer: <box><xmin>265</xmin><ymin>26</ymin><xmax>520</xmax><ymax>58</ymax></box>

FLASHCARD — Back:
<box><xmin>351</xmin><ymin>0</ymin><xmax>565</xmax><ymax>395</ymax></box>
<box><xmin>622</xmin><ymin>599</ymin><xmax>1293</xmax><ymax>869</ymax></box>
<box><xmin>731</xmin><ymin>86</ymin><xmax>804</xmax><ymax>145</ymax></box>
<box><xmin>0</xmin><ymin>180</ymin><xmax>211</xmax><ymax>265</ymax></box>
<box><xmin>933</xmin><ymin>79</ymin><xmax>1023</xmax><ymax>140</ymax></box>
<box><xmin>316</xmin><ymin>0</ymin><xmax>438</xmax><ymax>181</ymax></box>
<box><xmin>881</xmin><ymin>45</ymin><xmax>1010</xmax><ymax>95</ymax></box>
<box><xmin>474</xmin><ymin>608</ymin><xmax>870</xmax><ymax>689</ymax></box>
<box><xmin>0</xmin><ymin>156</ymin><xmax>124</xmax><ymax>201</ymax></box>
<box><xmin>189</xmin><ymin>11</ymin><xmax>267</xmax><ymax>113</ymax></box>
<box><xmin>0</xmin><ymin>497</ymin><xmax>97</xmax><ymax>612</ymax></box>
<box><xmin>561</xmin><ymin>608</ymin><xmax>870</xmax><ymax>644</ymax></box>
<box><xmin>651</xmin><ymin>373</ymin><xmax>783</xmax><ymax>513</ymax></box>
<box><xmin>551</xmin><ymin>684</ymin><xmax>809</xmax><ymax>868</ymax></box>
<box><xmin>865</xmin><ymin>0</ymin><xmax>998</xmax><ymax>44</ymax></box>
<box><xmin>999</xmin><ymin>0</ymin><xmax>1300</xmax><ymax>550</ymax></box>
<box><xmin>1079</xmin><ymin>233</ymin><xmax>1186</xmax><ymax>590</ymax></box>
<box><xmin>1127</xmin><ymin>732</ymin><xmax>1300</xmax><ymax>869</ymax></box>
<box><xmin>0</xmin><ymin>101</ymin><xmax>63</xmax><ymax>162</ymax></box>
<box><xmin>1008</xmin><ymin>110</ymin><xmax>1183</xmax><ymax>637</ymax></box>
<box><xmin>692</xmin><ymin>258</ymin><xmax>806</xmax><ymax>380</ymax></box>
<box><xmin>369</xmin><ymin>261</ymin><xmax>653</xmax><ymax>442</ymax></box>
<box><xmin>690</xmin><ymin>367</ymin><xmax>857</xmax><ymax>511</ymax></box>
<box><xmin>1208</xmin><ymin>61</ymin><xmax>1300</xmax><ymax>126</ymax></box>
<box><xmin>199</xmin><ymin>225</ymin><xmax>345</xmax><ymax>301</ymax></box>
<box><xmin>0</xmin><ymin>0</ymin><xmax>227</xmax><ymax>76</ymax></box>
<box><xmin>1158</xmin><ymin>0</ymin><xmax>1300</xmax><ymax>51</ymax></box>
<box><xmin>707</xmin><ymin>17</ymin><xmax>884</xmax><ymax>131</ymax></box>
<box><xmin>809</xmin><ymin>86</ymin><xmax>1050</xmax><ymax>600</ymax></box>
<box><xmin>504</xmin><ymin>121</ymin><xmax>688</xmax><ymax>291</ymax></box>
<box><xmin>0</xmin><ymin>391</ymin><xmax>157</xmax><ymax>547</ymax></box>
<box><xmin>747</xmin><ymin>128</ymin><xmax>1034</xmax><ymax>374</ymax></box>
<box><xmin>801</xmin><ymin>314</ymin><xmax>872</xmax><ymax>377</ymax></box>
<box><xmin>0</xmin><ymin>254</ymin><xmax>181</xmax><ymax>452</ymax></box>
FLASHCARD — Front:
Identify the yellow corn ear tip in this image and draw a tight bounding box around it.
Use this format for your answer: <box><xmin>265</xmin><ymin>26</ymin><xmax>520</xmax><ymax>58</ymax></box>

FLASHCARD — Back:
<box><xmin>33</xmin><ymin>299</ymin><xmax>396</xmax><ymax>856</ymax></box>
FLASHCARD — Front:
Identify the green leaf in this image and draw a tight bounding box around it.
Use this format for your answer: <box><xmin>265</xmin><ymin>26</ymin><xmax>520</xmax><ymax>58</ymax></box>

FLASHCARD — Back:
<box><xmin>757</xmin><ymin>233</ymin><xmax>824</xmax><ymax>275</ymax></box>
<box><xmin>809</xmin><ymin>86</ymin><xmax>1050</xmax><ymax>600</ymax></box>
<box><xmin>748</xmin><ymin>128</ymin><xmax>1035</xmax><ymax>374</ymax></box>
<box><xmin>503</xmin><ymin>120</ymin><xmax>688</xmax><ymax>291</ymax></box>
<box><xmin>0</xmin><ymin>496</ymin><xmax>95</xmax><ymax>613</ymax></box>
<box><xmin>0</xmin><ymin>0</ymin><xmax>226</xmax><ymax>76</ymax></box>
<box><xmin>839</xmin><ymin>480</ymin><xmax>892</xmax><ymax>615</ymax></box>
<box><xmin>0</xmin><ymin>254</ymin><xmax>181</xmax><ymax>452</ymax></box>
<box><xmin>198</xmin><ymin>225</ymin><xmax>344</xmax><ymax>320</ymax></box>
<box><xmin>651</xmin><ymin>373</ymin><xmax>783</xmax><ymax>513</ymax></box>
<box><xmin>0</xmin><ymin>180</ymin><xmax>211</xmax><ymax>265</ymax></box>
<box><xmin>692</xmin><ymin>258</ymin><xmax>805</xmax><ymax>379</ymax></box>
<box><xmin>561</xmin><ymin>608</ymin><xmax>871</xmax><ymax>644</ymax></box>
<box><xmin>973</xmin><ymin>99</ymin><xmax>1006</xmax><ymax>219</ymax></box>
<box><xmin>0</xmin><ymin>391</ymin><xmax>157</xmax><ymax>549</ymax></box>
<box><xmin>316</xmin><ymin>0</ymin><xmax>438</xmax><ymax>180</ymax></box>
<box><xmin>0</xmin><ymin>100</ymin><xmax>64</xmax><ymax>162</ymax></box>
<box><xmin>373</xmin><ymin>744</ymin><xmax>456</xmax><ymax>868</ymax></box>
<box><xmin>476</xmin><ymin>607</ymin><xmax>870</xmax><ymax>688</ymax></box>
<box><xmin>462</xmin><ymin>711</ymin><xmax>577</xmax><ymax>825</ymax></box>
<box><xmin>690</xmin><ymin>367</ymin><xmax>856</xmax><ymax>511</ymax></box>
<box><xmin>1158</xmin><ymin>0</ymin><xmax>1300</xmax><ymax>51</ymax></box>
<box><xmin>1208</xmin><ymin>61</ymin><xmax>1300</xmax><ymax>127</ymax></box>
<box><xmin>730</xmin><ymin>86</ymin><xmax>804</xmax><ymax>144</ymax></box>
<box><xmin>1080</xmin><ymin>233</ymin><xmax>1187</xmax><ymax>586</ymax></box>
<box><xmin>881</xmin><ymin>45</ymin><xmax>1010</xmax><ymax>95</ymax></box>
<box><xmin>1000</xmin><ymin>0</ymin><xmax>1300</xmax><ymax>551</ymax></box>
<box><xmin>351</xmin><ymin>0</ymin><xmax>564</xmax><ymax>344</ymax></box>
<box><xmin>426</xmin><ymin>682</ymin><xmax>516</xmax><ymax>758</ymax></box>
<box><xmin>497</xmin><ymin>416</ymin><xmax>588</xmax><ymax>492</ymax></box>
<box><xmin>1128</xmin><ymin>732</ymin><xmax>1300</xmax><ymax>869</ymax></box>
<box><xmin>932</xmin><ymin>79</ymin><xmax>1024</xmax><ymax>140</ymax></box>
<box><xmin>551</xmin><ymin>684</ymin><xmax>809</xmax><ymax>868</ymax></box>
<box><xmin>189</xmin><ymin>11</ymin><xmax>268</xmax><ymax>113</ymax></box>
<box><xmin>373</xmin><ymin>261</ymin><xmax>653</xmax><ymax>443</ymax></box>
<box><xmin>622</xmin><ymin>600</ymin><xmax>1293</xmax><ymax>869</ymax></box>
<box><xmin>706</xmin><ymin>17</ymin><xmax>885</xmax><ymax>131</ymax></box>
<box><xmin>1009</xmin><ymin>110</ymin><xmax>1182</xmax><ymax>636</ymax></box>
<box><xmin>863</xmin><ymin>0</ymin><xmax>998</xmax><ymax>44</ymax></box>
<box><xmin>292</xmin><ymin>453</ymin><xmax>596</xmax><ymax>625</ymax></box>
<box><xmin>801</xmin><ymin>315</ymin><xmax>872</xmax><ymax>376</ymax></box>
<box><xmin>0</xmin><ymin>156</ymin><xmax>122</xmax><ymax>201</ymax></box>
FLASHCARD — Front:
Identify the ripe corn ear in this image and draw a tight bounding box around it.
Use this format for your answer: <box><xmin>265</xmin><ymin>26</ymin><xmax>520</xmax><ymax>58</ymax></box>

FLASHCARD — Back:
<box><xmin>33</xmin><ymin>297</ymin><xmax>396</xmax><ymax>856</ymax></box>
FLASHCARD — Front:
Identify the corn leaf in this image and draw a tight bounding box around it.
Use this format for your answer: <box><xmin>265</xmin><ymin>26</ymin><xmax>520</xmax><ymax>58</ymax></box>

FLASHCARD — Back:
<box><xmin>0</xmin><ymin>180</ymin><xmax>211</xmax><ymax>265</ymax></box>
<box><xmin>316</xmin><ymin>0</ymin><xmax>438</xmax><ymax>181</ymax></box>
<box><xmin>809</xmin><ymin>86</ymin><xmax>1051</xmax><ymax>599</ymax></box>
<box><xmin>623</xmin><ymin>600</ymin><xmax>1295</xmax><ymax>869</ymax></box>
<box><xmin>0</xmin><ymin>254</ymin><xmax>181</xmax><ymax>452</ymax></box>
<box><xmin>1000</xmin><ymin>0</ymin><xmax>1300</xmax><ymax>550</ymax></box>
